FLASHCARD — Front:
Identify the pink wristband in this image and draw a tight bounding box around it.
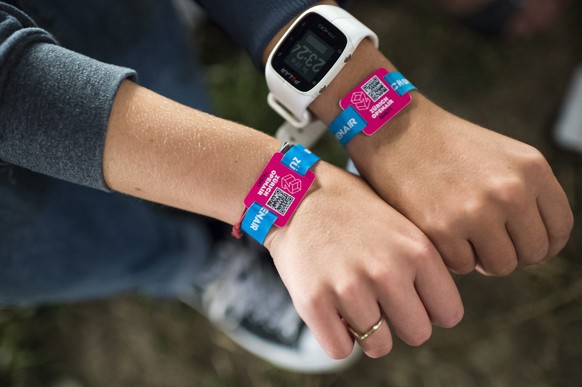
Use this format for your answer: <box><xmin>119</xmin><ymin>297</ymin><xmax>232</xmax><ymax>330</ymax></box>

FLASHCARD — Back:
<box><xmin>339</xmin><ymin>68</ymin><xmax>412</xmax><ymax>136</ymax></box>
<box><xmin>232</xmin><ymin>144</ymin><xmax>319</xmax><ymax>244</ymax></box>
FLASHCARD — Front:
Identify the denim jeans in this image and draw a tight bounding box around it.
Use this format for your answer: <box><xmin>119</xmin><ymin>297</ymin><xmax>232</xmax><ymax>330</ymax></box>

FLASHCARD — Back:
<box><xmin>0</xmin><ymin>0</ymin><xmax>217</xmax><ymax>305</ymax></box>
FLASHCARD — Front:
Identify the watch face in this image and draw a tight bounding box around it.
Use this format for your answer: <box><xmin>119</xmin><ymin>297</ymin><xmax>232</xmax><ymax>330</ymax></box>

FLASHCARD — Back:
<box><xmin>271</xmin><ymin>12</ymin><xmax>348</xmax><ymax>92</ymax></box>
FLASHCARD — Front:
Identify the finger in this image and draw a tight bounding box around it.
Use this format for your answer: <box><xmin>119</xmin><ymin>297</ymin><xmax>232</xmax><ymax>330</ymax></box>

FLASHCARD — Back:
<box><xmin>505</xmin><ymin>202</ymin><xmax>549</xmax><ymax>266</ymax></box>
<box><xmin>377</xmin><ymin>279</ymin><xmax>432</xmax><ymax>347</ymax></box>
<box><xmin>537</xmin><ymin>180</ymin><xmax>574</xmax><ymax>260</ymax></box>
<box><xmin>471</xmin><ymin>223</ymin><xmax>518</xmax><ymax>276</ymax></box>
<box><xmin>414</xmin><ymin>251</ymin><xmax>464</xmax><ymax>329</ymax></box>
<box><xmin>344</xmin><ymin>313</ymin><xmax>392</xmax><ymax>359</ymax></box>
<box><xmin>297</xmin><ymin>298</ymin><xmax>354</xmax><ymax>360</ymax></box>
<box><xmin>337</xmin><ymin>286</ymin><xmax>393</xmax><ymax>358</ymax></box>
<box><xmin>433</xmin><ymin>236</ymin><xmax>477</xmax><ymax>275</ymax></box>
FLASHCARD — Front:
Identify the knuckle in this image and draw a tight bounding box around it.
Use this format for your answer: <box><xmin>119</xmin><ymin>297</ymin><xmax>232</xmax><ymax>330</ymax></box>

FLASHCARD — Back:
<box><xmin>521</xmin><ymin>239</ymin><xmax>549</xmax><ymax>265</ymax></box>
<box><xmin>336</xmin><ymin>278</ymin><xmax>362</xmax><ymax>301</ymax></box>
<box><xmin>566</xmin><ymin>209</ymin><xmax>575</xmax><ymax>231</ymax></box>
<box><xmin>550</xmin><ymin>210</ymin><xmax>574</xmax><ymax>250</ymax></box>
<box><xmin>487</xmin><ymin>148</ymin><xmax>548</xmax><ymax>207</ymax></box>
<box><xmin>491</xmin><ymin>177</ymin><xmax>527</xmax><ymax>208</ymax></box>
<box><xmin>365</xmin><ymin>340</ymin><xmax>393</xmax><ymax>359</ymax></box>
<box><xmin>487</xmin><ymin>259</ymin><xmax>518</xmax><ymax>277</ymax></box>
<box><xmin>563</xmin><ymin>211</ymin><xmax>575</xmax><ymax>238</ymax></box>
<box><xmin>441</xmin><ymin>304</ymin><xmax>465</xmax><ymax>328</ymax></box>
<box><xmin>370</xmin><ymin>267</ymin><xmax>392</xmax><ymax>285</ymax></box>
<box><xmin>303</xmin><ymin>293</ymin><xmax>321</xmax><ymax>313</ymax></box>
<box><xmin>298</xmin><ymin>286</ymin><xmax>329</xmax><ymax>316</ymax></box>
<box><xmin>423</xmin><ymin>219</ymin><xmax>453</xmax><ymax>241</ymax></box>
<box><xmin>450</xmin><ymin>259</ymin><xmax>476</xmax><ymax>275</ymax></box>
<box><xmin>327</xmin><ymin>343</ymin><xmax>354</xmax><ymax>360</ymax></box>
<box><xmin>461</xmin><ymin>198</ymin><xmax>491</xmax><ymax>223</ymax></box>
<box><xmin>406</xmin><ymin>326</ymin><xmax>432</xmax><ymax>347</ymax></box>
<box><xmin>474</xmin><ymin>176</ymin><xmax>528</xmax><ymax>214</ymax></box>
<box><xmin>521</xmin><ymin>147</ymin><xmax>550</xmax><ymax>174</ymax></box>
<box><xmin>476</xmin><ymin>177</ymin><xmax>529</xmax><ymax>214</ymax></box>
<box><xmin>408</xmin><ymin>238</ymin><xmax>439</xmax><ymax>265</ymax></box>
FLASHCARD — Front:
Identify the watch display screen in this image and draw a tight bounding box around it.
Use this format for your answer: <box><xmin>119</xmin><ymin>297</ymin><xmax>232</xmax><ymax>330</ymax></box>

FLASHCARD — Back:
<box><xmin>283</xmin><ymin>31</ymin><xmax>335</xmax><ymax>83</ymax></box>
<box><xmin>271</xmin><ymin>12</ymin><xmax>348</xmax><ymax>92</ymax></box>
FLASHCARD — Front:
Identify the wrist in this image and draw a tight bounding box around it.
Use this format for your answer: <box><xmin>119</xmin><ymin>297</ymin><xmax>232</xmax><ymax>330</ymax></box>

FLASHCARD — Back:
<box><xmin>261</xmin><ymin>2</ymin><xmax>428</xmax><ymax>160</ymax></box>
<box><xmin>262</xmin><ymin>159</ymin><xmax>333</xmax><ymax>249</ymax></box>
<box><xmin>235</xmin><ymin>144</ymin><xmax>322</xmax><ymax>244</ymax></box>
<box><xmin>264</xmin><ymin>2</ymin><xmax>378</xmax><ymax>127</ymax></box>
<box><xmin>309</xmin><ymin>41</ymin><xmax>434</xmax><ymax>157</ymax></box>
<box><xmin>344</xmin><ymin>89</ymin><xmax>429</xmax><ymax>155</ymax></box>
<box><xmin>309</xmin><ymin>39</ymin><xmax>396</xmax><ymax>124</ymax></box>
<box><xmin>346</xmin><ymin>95</ymin><xmax>448</xmax><ymax>185</ymax></box>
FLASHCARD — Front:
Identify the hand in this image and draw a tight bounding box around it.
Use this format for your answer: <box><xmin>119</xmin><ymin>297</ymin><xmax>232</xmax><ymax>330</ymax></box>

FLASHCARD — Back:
<box><xmin>347</xmin><ymin>96</ymin><xmax>573</xmax><ymax>276</ymax></box>
<box><xmin>264</xmin><ymin>162</ymin><xmax>463</xmax><ymax>359</ymax></box>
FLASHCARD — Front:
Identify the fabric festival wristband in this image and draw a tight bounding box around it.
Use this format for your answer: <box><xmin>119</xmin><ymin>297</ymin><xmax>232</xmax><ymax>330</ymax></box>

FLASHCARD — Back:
<box><xmin>232</xmin><ymin>144</ymin><xmax>320</xmax><ymax>244</ymax></box>
<box><xmin>328</xmin><ymin>69</ymin><xmax>417</xmax><ymax>147</ymax></box>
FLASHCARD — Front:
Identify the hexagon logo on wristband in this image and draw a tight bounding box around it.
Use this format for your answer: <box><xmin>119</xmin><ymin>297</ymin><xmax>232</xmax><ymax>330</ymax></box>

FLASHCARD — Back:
<box><xmin>237</xmin><ymin>145</ymin><xmax>320</xmax><ymax>244</ymax></box>
<box><xmin>328</xmin><ymin>68</ymin><xmax>417</xmax><ymax>147</ymax></box>
<box><xmin>244</xmin><ymin>152</ymin><xmax>315</xmax><ymax>225</ymax></box>
<box><xmin>340</xmin><ymin>68</ymin><xmax>412</xmax><ymax>136</ymax></box>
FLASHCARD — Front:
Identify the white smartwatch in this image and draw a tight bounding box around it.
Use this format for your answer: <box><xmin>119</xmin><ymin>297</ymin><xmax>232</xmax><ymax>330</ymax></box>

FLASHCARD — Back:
<box><xmin>265</xmin><ymin>5</ymin><xmax>379</xmax><ymax>128</ymax></box>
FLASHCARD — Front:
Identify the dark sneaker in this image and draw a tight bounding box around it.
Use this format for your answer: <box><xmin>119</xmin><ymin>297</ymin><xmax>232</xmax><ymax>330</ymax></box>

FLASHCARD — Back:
<box><xmin>179</xmin><ymin>239</ymin><xmax>360</xmax><ymax>373</ymax></box>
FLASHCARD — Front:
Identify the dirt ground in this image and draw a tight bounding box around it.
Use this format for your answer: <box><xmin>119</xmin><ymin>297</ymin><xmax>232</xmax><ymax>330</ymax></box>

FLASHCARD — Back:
<box><xmin>1</xmin><ymin>1</ymin><xmax>581</xmax><ymax>386</ymax></box>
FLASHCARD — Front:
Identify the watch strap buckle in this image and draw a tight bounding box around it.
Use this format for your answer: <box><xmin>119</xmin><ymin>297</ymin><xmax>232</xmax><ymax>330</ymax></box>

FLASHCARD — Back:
<box><xmin>267</xmin><ymin>93</ymin><xmax>312</xmax><ymax>128</ymax></box>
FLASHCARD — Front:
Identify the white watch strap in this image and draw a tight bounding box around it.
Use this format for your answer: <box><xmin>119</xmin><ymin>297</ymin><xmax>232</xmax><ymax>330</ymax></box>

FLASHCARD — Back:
<box><xmin>275</xmin><ymin>119</ymin><xmax>328</xmax><ymax>147</ymax></box>
<box><xmin>266</xmin><ymin>5</ymin><xmax>378</xmax><ymax>128</ymax></box>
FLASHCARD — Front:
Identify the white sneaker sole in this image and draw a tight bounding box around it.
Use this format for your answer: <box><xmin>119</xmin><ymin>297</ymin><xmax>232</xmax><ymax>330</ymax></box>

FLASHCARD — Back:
<box><xmin>222</xmin><ymin>322</ymin><xmax>362</xmax><ymax>374</ymax></box>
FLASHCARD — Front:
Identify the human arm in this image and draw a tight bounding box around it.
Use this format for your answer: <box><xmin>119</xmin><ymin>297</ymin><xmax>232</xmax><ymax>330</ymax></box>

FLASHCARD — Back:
<box><xmin>0</xmin><ymin>2</ymin><xmax>463</xmax><ymax>359</ymax></box>
<box><xmin>103</xmin><ymin>80</ymin><xmax>463</xmax><ymax>359</ymax></box>
<box><xmin>262</xmin><ymin>2</ymin><xmax>573</xmax><ymax>276</ymax></box>
<box><xmin>0</xmin><ymin>2</ymin><xmax>135</xmax><ymax>189</ymax></box>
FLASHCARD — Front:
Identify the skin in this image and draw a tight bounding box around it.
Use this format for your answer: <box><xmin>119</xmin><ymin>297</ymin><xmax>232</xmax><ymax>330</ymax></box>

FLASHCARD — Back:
<box><xmin>263</xmin><ymin>0</ymin><xmax>572</xmax><ymax>353</ymax></box>
<box><xmin>102</xmin><ymin>81</ymin><xmax>463</xmax><ymax>360</ymax></box>
<box><xmin>102</xmin><ymin>0</ymin><xmax>572</xmax><ymax>360</ymax></box>
<box><xmin>304</xmin><ymin>38</ymin><xmax>573</xmax><ymax>277</ymax></box>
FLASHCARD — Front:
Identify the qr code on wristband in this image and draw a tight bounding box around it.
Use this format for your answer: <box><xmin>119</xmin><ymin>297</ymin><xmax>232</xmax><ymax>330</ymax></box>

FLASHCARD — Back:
<box><xmin>267</xmin><ymin>188</ymin><xmax>295</xmax><ymax>215</ymax></box>
<box><xmin>362</xmin><ymin>75</ymin><xmax>388</xmax><ymax>102</ymax></box>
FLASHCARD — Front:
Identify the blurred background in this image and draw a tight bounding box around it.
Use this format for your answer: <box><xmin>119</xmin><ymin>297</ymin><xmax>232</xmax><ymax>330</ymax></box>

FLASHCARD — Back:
<box><xmin>1</xmin><ymin>1</ymin><xmax>581</xmax><ymax>386</ymax></box>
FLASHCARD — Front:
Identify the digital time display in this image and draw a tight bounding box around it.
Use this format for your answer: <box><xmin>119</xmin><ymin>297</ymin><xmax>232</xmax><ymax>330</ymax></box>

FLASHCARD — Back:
<box><xmin>271</xmin><ymin>12</ymin><xmax>347</xmax><ymax>92</ymax></box>
<box><xmin>283</xmin><ymin>31</ymin><xmax>335</xmax><ymax>83</ymax></box>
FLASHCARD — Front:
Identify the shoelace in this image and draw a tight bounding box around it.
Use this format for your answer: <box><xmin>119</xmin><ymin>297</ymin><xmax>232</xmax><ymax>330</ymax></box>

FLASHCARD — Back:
<box><xmin>200</xmin><ymin>242</ymin><xmax>303</xmax><ymax>343</ymax></box>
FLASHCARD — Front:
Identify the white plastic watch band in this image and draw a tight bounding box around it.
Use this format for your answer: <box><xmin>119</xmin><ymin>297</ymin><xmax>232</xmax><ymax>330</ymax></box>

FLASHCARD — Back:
<box><xmin>275</xmin><ymin>119</ymin><xmax>328</xmax><ymax>148</ymax></box>
<box><xmin>266</xmin><ymin>5</ymin><xmax>379</xmax><ymax>128</ymax></box>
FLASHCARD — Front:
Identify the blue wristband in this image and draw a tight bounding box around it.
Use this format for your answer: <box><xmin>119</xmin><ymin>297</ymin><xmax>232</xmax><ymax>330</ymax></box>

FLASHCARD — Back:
<box><xmin>328</xmin><ymin>71</ymin><xmax>416</xmax><ymax>147</ymax></box>
<box><xmin>241</xmin><ymin>202</ymin><xmax>279</xmax><ymax>244</ymax></box>
<box><xmin>328</xmin><ymin>106</ymin><xmax>367</xmax><ymax>147</ymax></box>
<box><xmin>240</xmin><ymin>144</ymin><xmax>319</xmax><ymax>244</ymax></box>
<box><xmin>385</xmin><ymin>72</ymin><xmax>417</xmax><ymax>96</ymax></box>
<box><xmin>281</xmin><ymin>143</ymin><xmax>321</xmax><ymax>176</ymax></box>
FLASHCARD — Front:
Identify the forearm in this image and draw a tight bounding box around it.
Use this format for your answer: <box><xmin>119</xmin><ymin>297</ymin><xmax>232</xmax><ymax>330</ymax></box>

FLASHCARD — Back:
<box><xmin>261</xmin><ymin>1</ymin><xmax>420</xmax><ymax>156</ymax></box>
<box><xmin>260</xmin><ymin>1</ymin><xmax>572</xmax><ymax>275</ymax></box>
<box><xmin>100</xmin><ymin>8</ymin><xmax>466</xmax><ymax>362</ymax></box>
<box><xmin>103</xmin><ymin>80</ymin><xmax>282</xmax><ymax>225</ymax></box>
<box><xmin>309</xmin><ymin>38</ymin><xmax>437</xmax><ymax>173</ymax></box>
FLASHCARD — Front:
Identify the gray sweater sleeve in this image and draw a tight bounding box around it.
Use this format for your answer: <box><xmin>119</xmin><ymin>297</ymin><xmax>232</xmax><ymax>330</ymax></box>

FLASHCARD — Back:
<box><xmin>195</xmin><ymin>0</ymin><xmax>321</xmax><ymax>68</ymax></box>
<box><xmin>0</xmin><ymin>3</ymin><xmax>136</xmax><ymax>191</ymax></box>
